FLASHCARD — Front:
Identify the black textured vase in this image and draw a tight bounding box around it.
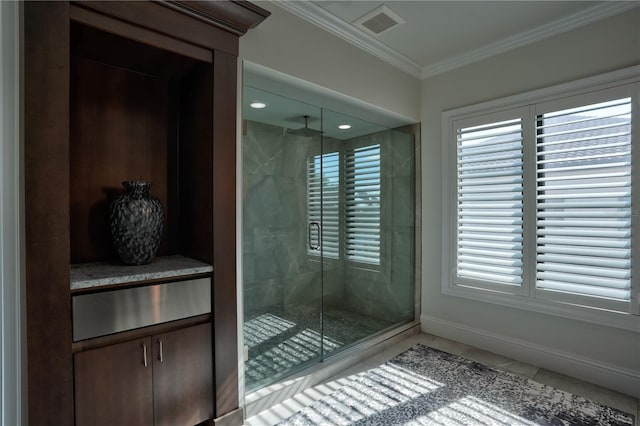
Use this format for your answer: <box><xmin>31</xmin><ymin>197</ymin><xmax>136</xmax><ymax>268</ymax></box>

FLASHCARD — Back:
<box><xmin>110</xmin><ymin>181</ymin><xmax>164</xmax><ymax>265</ymax></box>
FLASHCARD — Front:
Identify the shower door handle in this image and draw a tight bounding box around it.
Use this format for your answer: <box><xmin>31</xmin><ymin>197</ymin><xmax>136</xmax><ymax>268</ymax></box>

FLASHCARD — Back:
<box><xmin>308</xmin><ymin>222</ymin><xmax>320</xmax><ymax>250</ymax></box>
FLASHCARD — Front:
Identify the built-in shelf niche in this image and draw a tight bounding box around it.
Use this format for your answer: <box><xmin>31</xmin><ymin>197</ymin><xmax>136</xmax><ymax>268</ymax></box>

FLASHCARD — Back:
<box><xmin>69</xmin><ymin>22</ymin><xmax>213</xmax><ymax>266</ymax></box>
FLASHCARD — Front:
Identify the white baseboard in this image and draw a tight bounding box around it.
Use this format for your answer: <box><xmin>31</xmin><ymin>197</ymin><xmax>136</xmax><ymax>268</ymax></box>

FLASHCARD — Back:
<box><xmin>421</xmin><ymin>314</ymin><xmax>640</xmax><ymax>398</ymax></box>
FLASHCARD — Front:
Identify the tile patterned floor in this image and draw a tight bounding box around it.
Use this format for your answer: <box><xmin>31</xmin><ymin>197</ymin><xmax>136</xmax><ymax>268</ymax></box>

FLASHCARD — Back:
<box><xmin>245</xmin><ymin>332</ymin><xmax>639</xmax><ymax>425</ymax></box>
<box><xmin>244</xmin><ymin>305</ymin><xmax>393</xmax><ymax>391</ymax></box>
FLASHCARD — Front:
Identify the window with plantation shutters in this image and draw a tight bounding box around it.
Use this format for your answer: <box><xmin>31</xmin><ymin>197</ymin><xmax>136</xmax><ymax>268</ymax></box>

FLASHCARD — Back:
<box><xmin>307</xmin><ymin>152</ymin><xmax>340</xmax><ymax>259</ymax></box>
<box><xmin>456</xmin><ymin>119</ymin><xmax>524</xmax><ymax>287</ymax></box>
<box><xmin>345</xmin><ymin>144</ymin><xmax>381</xmax><ymax>265</ymax></box>
<box><xmin>535</xmin><ymin>98</ymin><xmax>632</xmax><ymax>304</ymax></box>
<box><xmin>443</xmin><ymin>68</ymin><xmax>639</xmax><ymax>327</ymax></box>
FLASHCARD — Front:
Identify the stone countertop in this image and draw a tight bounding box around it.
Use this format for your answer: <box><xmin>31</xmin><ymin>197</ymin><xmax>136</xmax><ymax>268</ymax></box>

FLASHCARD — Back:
<box><xmin>71</xmin><ymin>255</ymin><xmax>213</xmax><ymax>290</ymax></box>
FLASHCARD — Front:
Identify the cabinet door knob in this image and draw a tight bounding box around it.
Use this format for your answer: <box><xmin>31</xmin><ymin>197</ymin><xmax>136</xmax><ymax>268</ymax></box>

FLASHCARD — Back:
<box><xmin>142</xmin><ymin>343</ymin><xmax>148</xmax><ymax>367</ymax></box>
<box><xmin>158</xmin><ymin>339</ymin><xmax>163</xmax><ymax>363</ymax></box>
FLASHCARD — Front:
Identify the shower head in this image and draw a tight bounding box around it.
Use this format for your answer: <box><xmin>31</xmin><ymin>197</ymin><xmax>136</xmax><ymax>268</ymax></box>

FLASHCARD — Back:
<box><xmin>287</xmin><ymin>115</ymin><xmax>322</xmax><ymax>137</ymax></box>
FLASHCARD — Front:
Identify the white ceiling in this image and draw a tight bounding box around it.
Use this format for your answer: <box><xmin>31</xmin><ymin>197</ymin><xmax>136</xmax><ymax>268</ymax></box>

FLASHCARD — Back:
<box><xmin>276</xmin><ymin>1</ymin><xmax>638</xmax><ymax>79</ymax></box>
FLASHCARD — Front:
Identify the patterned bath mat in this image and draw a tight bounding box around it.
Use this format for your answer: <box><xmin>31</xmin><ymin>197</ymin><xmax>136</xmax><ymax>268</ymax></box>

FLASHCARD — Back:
<box><xmin>277</xmin><ymin>344</ymin><xmax>634</xmax><ymax>425</ymax></box>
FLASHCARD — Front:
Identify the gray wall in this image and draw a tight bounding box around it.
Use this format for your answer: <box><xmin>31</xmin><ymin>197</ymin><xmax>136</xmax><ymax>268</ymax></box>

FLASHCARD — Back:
<box><xmin>342</xmin><ymin>129</ymin><xmax>415</xmax><ymax>324</ymax></box>
<box><xmin>242</xmin><ymin>120</ymin><xmax>324</xmax><ymax>317</ymax></box>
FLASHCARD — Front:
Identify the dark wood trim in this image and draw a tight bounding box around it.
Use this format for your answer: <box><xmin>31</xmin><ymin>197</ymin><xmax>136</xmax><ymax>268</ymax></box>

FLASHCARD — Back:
<box><xmin>24</xmin><ymin>2</ymin><xmax>73</xmax><ymax>425</ymax></box>
<box><xmin>212</xmin><ymin>49</ymin><xmax>239</xmax><ymax>418</ymax></box>
<box><xmin>72</xmin><ymin>314</ymin><xmax>212</xmax><ymax>353</ymax></box>
<box><xmin>73</xmin><ymin>1</ymin><xmax>240</xmax><ymax>55</ymax></box>
<box><xmin>230</xmin><ymin>0</ymin><xmax>272</xmax><ymax>27</ymax></box>
<box><xmin>70</xmin><ymin>4</ymin><xmax>212</xmax><ymax>63</ymax></box>
<box><xmin>213</xmin><ymin>407</ymin><xmax>244</xmax><ymax>426</ymax></box>
<box><xmin>165</xmin><ymin>1</ymin><xmax>271</xmax><ymax>36</ymax></box>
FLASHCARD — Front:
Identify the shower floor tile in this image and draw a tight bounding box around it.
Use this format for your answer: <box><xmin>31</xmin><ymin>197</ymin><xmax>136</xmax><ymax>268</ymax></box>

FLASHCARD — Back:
<box><xmin>244</xmin><ymin>304</ymin><xmax>393</xmax><ymax>391</ymax></box>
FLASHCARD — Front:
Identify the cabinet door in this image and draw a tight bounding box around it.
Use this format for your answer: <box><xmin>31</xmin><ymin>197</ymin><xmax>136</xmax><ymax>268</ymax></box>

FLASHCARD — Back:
<box><xmin>153</xmin><ymin>322</ymin><xmax>213</xmax><ymax>426</ymax></box>
<box><xmin>74</xmin><ymin>337</ymin><xmax>153</xmax><ymax>426</ymax></box>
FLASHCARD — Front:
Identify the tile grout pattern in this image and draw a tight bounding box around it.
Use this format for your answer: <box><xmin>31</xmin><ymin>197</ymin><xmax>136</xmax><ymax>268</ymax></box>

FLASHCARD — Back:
<box><xmin>245</xmin><ymin>332</ymin><xmax>639</xmax><ymax>425</ymax></box>
<box><xmin>244</xmin><ymin>305</ymin><xmax>394</xmax><ymax>392</ymax></box>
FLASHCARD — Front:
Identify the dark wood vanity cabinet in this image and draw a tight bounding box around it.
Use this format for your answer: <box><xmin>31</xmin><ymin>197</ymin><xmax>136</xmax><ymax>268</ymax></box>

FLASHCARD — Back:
<box><xmin>23</xmin><ymin>2</ymin><xmax>269</xmax><ymax>425</ymax></box>
<box><xmin>153</xmin><ymin>323</ymin><xmax>214</xmax><ymax>426</ymax></box>
<box><xmin>75</xmin><ymin>323</ymin><xmax>213</xmax><ymax>426</ymax></box>
<box><xmin>75</xmin><ymin>337</ymin><xmax>155</xmax><ymax>426</ymax></box>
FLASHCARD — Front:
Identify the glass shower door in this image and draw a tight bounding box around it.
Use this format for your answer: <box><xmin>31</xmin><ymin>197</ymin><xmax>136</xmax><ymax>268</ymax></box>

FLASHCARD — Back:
<box><xmin>242</xmin><ymin>88</ymin><xmax>324</xmax><ymax>391</ymax></box>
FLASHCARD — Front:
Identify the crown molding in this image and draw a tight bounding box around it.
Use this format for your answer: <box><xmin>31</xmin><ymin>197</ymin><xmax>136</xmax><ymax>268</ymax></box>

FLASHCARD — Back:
<box><xmin>273</xmin><ymin>1</ymin><xmax>638</xmax><ymax>81</ymax></box>
<box><xmin>421</xmin><ymin>1</ymin><xmax>640</xmax><ymax>79</ymax></box>
<box><xmin>272</xmin><ymin>0</ymin><xmax>424</xmax><ymax>79</ymax></box>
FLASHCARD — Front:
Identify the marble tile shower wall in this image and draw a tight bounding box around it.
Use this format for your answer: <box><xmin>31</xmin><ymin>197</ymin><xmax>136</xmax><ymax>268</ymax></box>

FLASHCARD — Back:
<box><xmin>243</xmin><ymin>120</ymin><xmax>415</xmax><ymax>325</ymax></box>
<box><xmin>243</xmin><ymin>120</ymin><xmax>340</xmax><ymax>318</ymax></box>
<box><xmin>343</xmin><ymin>130</ymin><xmax>415</xmax><ymax>324</ymax></box>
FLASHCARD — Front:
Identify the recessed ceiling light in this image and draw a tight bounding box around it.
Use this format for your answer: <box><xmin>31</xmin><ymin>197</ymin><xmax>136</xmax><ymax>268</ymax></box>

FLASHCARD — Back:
<box><xmin>249</xmin><ymin>101</ymin><xmax>267</xmax><ymax>109</ymax></box>
<box><xmin>338</xmin><ymin>124</ymin><xmax>352</xmax><ymax>130</ymax></box>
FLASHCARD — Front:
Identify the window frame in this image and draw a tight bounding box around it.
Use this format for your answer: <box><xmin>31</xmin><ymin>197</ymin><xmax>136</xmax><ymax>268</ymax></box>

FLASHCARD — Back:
<box><xmin>442</xmin><ymin>66</ymin><xmax>640</xmax><ymax>331</ymax></box>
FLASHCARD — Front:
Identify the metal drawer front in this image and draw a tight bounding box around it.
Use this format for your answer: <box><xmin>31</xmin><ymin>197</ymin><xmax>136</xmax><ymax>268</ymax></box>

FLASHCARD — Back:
<box><xmin>72</xmin><ymin>278</ymin><xmax>211</xmax><ymax>341</ymax></box>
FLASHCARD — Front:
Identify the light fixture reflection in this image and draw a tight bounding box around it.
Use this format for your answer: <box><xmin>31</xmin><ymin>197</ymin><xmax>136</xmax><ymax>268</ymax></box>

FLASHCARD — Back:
<box><xmin>338</xmin><ymin>124</ymin><xmax>352</xmax><ymax>130</ymax></box>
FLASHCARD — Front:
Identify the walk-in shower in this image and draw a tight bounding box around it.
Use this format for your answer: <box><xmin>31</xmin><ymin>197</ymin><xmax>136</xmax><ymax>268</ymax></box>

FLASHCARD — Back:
<box><xmin>242</xmin><ymin>80</ymin><xmax>417</xmax><ymax>392</ymax></box>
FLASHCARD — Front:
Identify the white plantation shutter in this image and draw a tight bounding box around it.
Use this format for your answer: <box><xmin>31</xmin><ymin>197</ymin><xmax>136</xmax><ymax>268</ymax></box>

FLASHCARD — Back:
<box><xmin>345</xmin><ymin>144</ymin><xmax>381</xmax><ymax>264</ymax></box>
<box><xmin>307</xmin><ymin>152</ymin><xmax>340</xmax><ymax>258</ymax></box>
<box><xmin>456</xmin><ymin>118</ymin><xmax>524</xmax><ymax>287</ymax></box>
<box><xmin>536</xmin><ymin>97</ymin><xmax>633</xmax><ymax>303</ymax></box>
<box><xmin>445</xmin><ymin>72</ymin><xmax>639</xmax><ymax>325</ymax></box>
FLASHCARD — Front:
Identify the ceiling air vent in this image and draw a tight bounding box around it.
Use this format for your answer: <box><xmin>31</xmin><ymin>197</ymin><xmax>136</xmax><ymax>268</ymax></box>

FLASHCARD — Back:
<box><xmin>353</xmin><ymin>5</ymin><xmax>406</xmax><ymax>36</ymax></box>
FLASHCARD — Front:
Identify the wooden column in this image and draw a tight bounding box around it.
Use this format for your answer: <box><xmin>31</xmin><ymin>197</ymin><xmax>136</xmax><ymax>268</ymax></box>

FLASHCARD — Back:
<box><xmin>212</xmin><ymin>49</ymin><xmax>241</xmax><ymax>422</ymax></box>
<box><xmin>24</xmin><ymin>2</ymin><xmax>73</xmax><ymax>425</ymax></box>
